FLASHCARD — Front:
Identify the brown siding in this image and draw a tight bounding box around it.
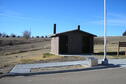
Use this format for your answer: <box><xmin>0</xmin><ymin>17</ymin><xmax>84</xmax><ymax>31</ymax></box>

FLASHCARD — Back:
<box><xmin>66</xmin><ymin>32</ymin><xmax>83</xmax><ymax>54</ymax></box>
<box><xmin>89</xmin><ymin>36</ymin><xmax>94</xmax><ymax>53</ymax></box>
<box><xmin>51</xmin><ymin>31</ymin><xmax>94</xmax><ymax>55</ymax></box>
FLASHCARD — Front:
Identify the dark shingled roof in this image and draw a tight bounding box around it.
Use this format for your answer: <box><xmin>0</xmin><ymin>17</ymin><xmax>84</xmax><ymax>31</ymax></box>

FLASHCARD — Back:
<box><xmin>50</xmin><ymin>29</ymin><xmax>97</xmax><ymax>37</ymax></box>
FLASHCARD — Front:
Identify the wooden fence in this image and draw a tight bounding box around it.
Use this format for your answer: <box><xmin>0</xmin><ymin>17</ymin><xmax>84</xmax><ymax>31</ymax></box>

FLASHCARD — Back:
<box><xmin>117</xmin><ymin>42</ymin><xmax>126</xmax><ymax>56</ymax></box>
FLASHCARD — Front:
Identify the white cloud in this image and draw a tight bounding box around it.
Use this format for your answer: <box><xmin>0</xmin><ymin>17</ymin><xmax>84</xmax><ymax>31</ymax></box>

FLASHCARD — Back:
<box><xmin>108</xmin><ymin>12</ymin><xmax>126</xmax><ymax>20</ymax></box>
<box><xmin>87</xmin><ymin>12</ymin><xmax>126</xmax><ymax>26</ymax></box>
<box><xmin>107</xmin><ymin>19</ymin><xmax>126</xmax><ymax>26</ymax></box>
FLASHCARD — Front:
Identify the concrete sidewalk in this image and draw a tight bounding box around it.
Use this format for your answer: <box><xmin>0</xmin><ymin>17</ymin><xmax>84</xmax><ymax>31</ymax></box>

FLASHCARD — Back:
<box><xmin>10</xmin><ymin>61</ymin><xmax>89</xmax><ymax>74</ymax></box>
<box><xmin>9</xmin><ymin>59</ymin><xmax>126</xmax><ymax>75</ymax></box>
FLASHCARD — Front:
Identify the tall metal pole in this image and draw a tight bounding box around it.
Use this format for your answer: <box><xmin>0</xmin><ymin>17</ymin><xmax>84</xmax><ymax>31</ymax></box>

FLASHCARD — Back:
<box><xmin>104</xmin><ymin>0</ymin><xmax>107</xmax><ymax>59</ymax></box>
<box><xmin>102</xmin><ymin>0</ymin><xmax>108</xmax><ymax>65</ymax></box>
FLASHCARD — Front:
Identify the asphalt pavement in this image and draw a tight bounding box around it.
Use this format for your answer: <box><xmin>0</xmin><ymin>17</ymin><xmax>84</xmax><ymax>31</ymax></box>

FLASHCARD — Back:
<box><xmin>0</xmin><ymin>68</ymin><xmax>126</xmax><ymax>84</ymax></box>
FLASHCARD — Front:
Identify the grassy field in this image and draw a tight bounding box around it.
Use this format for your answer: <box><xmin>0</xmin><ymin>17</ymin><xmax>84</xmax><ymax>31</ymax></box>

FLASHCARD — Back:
<box><xmin>0</xmin><ymin>38</ymin><xmax>51</xmax><ymax>74</ymax></box>
<box><xmin>0</xmin><ymin>36</ymin><xmax>126</xmax><ymax>75</ymax></box>
<box><xmin>94</xmin><ymin>36</ymin><xmax>126</xmax><ymax>59</ymax></box>
<box><xmin>94</xmin><ymin>36</ymin><xmax>126</xmax><ymax>44</ymax></box>
<box><xmin>94</xmin><ymin>36</ymin><xmax>126</xmax><ymax>53</ymax></box>
<box><xmin>0</xmin><ymin>38</ymin><xmax>85</xmax><ymax>74</ymax></box>
<box><xmin>0</xmin><ymin>38</ymin><xmax>51</xmax><ymax>55</ymax></box>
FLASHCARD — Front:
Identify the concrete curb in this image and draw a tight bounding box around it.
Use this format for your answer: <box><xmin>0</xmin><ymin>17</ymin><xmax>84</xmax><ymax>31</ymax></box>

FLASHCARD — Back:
<box><xmin>0</xmin><ymin>64</ymin><xmax>120</xmax><ymax>78</ymax></box>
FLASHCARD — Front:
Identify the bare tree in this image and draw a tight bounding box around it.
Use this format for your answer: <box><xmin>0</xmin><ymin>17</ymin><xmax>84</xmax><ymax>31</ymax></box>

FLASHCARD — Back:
<box><xmin>123</xmin><ymin>30</ymin><xmax>126</xmax><ymax>36</ymax></box>
<box><xmin>2</xmin><ymin>33</ymin><xmax>7</xmax><ymax>37</ymax></box>
<box><xmin>23</xmin><ymin>30</ymin><xmax>31</xmax><ymax>39</ymax></box>
<box><xmin>11</xmin><ymin>33</ymin><xmax>16</xmax><ymax>38</ymax></box>
<box><xmin>0</xmin><ymin>33</ymin><xmax>2</xmax><ymax>37</ymax></box>
<box><xmin>36</xmin><ymin>36</ymin><xmax>39</xmax><ymax>38</ymax></box>
<box><xmin>41</xmin><ymin>36</ymin><xmax>44</xmax><ymax>38</ymax></box>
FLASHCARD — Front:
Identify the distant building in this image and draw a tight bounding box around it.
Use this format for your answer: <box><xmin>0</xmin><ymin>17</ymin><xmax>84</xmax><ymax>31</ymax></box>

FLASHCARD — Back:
<box><xmin>50</xmin><ymin>24</ymin><xmax>96</xmax><ymax>55</ymax></box>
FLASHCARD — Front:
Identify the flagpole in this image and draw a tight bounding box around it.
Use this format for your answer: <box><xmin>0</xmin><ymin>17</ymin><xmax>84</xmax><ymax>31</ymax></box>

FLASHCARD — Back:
<box><xmin>102</xmin><ymin>0</ymin><xmax>108</xmax><ymax>65</ymax></box>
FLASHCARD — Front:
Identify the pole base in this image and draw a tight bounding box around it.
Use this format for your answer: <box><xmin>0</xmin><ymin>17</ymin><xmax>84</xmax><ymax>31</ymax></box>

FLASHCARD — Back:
<box><xmin>102</xmin><ymin>57</ymin><xmax>108</xmax><ymax>65</ymax></box>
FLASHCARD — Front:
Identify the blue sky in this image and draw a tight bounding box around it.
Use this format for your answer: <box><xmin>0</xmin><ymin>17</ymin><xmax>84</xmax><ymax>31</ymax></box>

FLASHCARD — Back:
<box><xmin>0</xmin><ymin>0</ymin><xmax>126</xmax><ymax>36</ymax></box>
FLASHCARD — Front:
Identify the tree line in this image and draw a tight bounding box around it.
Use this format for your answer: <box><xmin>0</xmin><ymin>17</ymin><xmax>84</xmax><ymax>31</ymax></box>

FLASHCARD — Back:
<box><xmin>0</xmin><ymin>30</ymin><xmax>49</xmax><ymax>39</ymax></box>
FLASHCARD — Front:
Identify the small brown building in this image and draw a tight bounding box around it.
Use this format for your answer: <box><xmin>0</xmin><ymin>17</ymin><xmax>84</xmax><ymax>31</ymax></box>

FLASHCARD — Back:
<box><xmin>50</xmin><ymin>24</ymin><xmax>96</xmax><ymax>55</ymax></box>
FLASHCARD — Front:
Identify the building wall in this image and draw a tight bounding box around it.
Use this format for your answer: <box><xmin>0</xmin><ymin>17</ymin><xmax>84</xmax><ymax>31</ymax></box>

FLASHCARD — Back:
<box><xmin>89</xmin><ymin>37</ymin><xmax>94</xmax><ymax>53</ymax></box>
<box><xmin>62</xmin><ymin>31</ymin><xmax>93</xmax><ymax>54</ymax></box>
<box><xmin>67</xmin><ymin>32</ymin><xmax>83</xmax><ymax>54</ymax></box>
<box><xmin>51</xmin><ymin>31</ymin><xmax>94</xmax><ymax>55</ymax></box>
<box><xmin>51</xmin><ymin>37</ymin><xmax>59</xmax><ymax>55</ymax></box>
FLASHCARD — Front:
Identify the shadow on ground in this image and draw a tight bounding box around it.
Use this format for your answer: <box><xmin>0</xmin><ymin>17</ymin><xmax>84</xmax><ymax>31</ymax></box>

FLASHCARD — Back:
<box><xmin>94</xmin><ymin>51</ymin><xmax>125</xmax><ymax>55</ymax></box>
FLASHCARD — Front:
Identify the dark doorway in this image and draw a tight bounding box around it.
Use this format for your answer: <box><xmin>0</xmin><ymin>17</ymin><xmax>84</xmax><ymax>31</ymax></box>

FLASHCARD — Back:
<box><xmin>59</xmin><ymin>35</ymin><xmax>68</xmax><ymax>54</ymax></box>
<box><xmin>82</xmin><ymin>36</ymin><xmax>90</xmax><ymax>53</ymax></box>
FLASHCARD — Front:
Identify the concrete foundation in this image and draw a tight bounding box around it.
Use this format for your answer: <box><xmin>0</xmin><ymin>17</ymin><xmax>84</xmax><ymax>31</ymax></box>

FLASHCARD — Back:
<box><xmin>88</xmin><ymin>57</ymin><xmax>98</xmax><ymax>67</ymax></box>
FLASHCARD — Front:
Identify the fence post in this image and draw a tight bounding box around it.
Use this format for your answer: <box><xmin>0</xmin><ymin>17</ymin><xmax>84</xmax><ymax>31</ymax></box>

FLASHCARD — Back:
<box><xmin>117</xmin><ymin>42</ymin><xmax>120</xmax><ymax>56</ymax></box>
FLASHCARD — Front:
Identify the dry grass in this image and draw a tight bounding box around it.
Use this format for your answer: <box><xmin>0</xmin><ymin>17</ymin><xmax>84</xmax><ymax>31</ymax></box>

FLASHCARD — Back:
<box><xmin>108</xmin><ymin>55</ymin><xmax>126</xmax><ymax>59</ymax></box>
<box><xmin>0</xmin><ymin>49</ymin><xmax>49</xmax><ymax>68</ymax></box>
<box><xmin>94</xmin><ymin>43</ymin><xmax>126</xmax><ymax>59</ymax></box>
<box><xmin>0</xmin><ymin>38</ymin><xmax>51</xmax><ymax>70</ymax></box>
<box><xmin>0</xmin><ymin>38</ymin><xmax>51</xmax><ymax>55</ymax></box>
<box><xmin>0</xmin><ymin>49</ymin><xmax>85</xmax><ymax>75</ymax></box>
<box><xmin>0</xmin><ymin>51</ymin><xmax>59</xmax><ymax>74</ymax></box>
<box><xmin>94</xmin><ymin>36</ymin><xmax>126</xmax><ymax>44</ymax></box>
<box><xmin>31</xmin><ymin>65</ymin><xmax>89</xmax><ymax>73</ymax></box>
<box><xmin>94</xmin><ymin>43</ymin><xmax>126</xmax><ymax>53</ymax></box>
<box><xmin>94</xmin><ymin>55</ymin><xmax>126</xmax><ymax>59</ymax></box>
<box><xmin>19</xmin><ymin>53</ymin><xmax>62</xmax><ymax>64</ymax></box>
<box><xmin>94</xmin><ymin>36</ymin><xmax>126</xmax><ymax>59</ymax></box>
